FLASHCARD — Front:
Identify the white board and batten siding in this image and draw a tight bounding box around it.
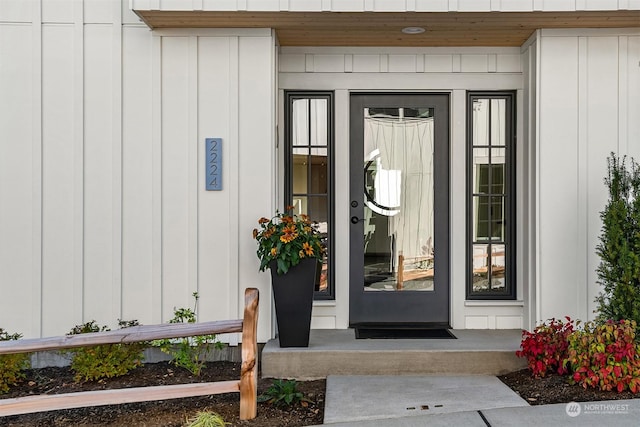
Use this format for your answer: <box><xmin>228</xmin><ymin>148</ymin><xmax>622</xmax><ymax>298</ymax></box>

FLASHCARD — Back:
<box><xmin>0</xmin><ymin>1</ymin><xmax>277</xmax><ymax>341</ymax></box>
<box><xmin>533</xmin><ymin>28</ymin><xmax>640</xmax><ymax>325</ymax></box>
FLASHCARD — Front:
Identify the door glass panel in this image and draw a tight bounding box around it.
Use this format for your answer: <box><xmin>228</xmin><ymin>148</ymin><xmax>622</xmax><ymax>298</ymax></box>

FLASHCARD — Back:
<box><xmin>362</xmin><ymin>107</ymin><xmax>435</xmax><ymax>292</ymax></box>
<box><xmin>490</xmin><ymin>99</ymin><xmax>506</xmax><ymax>146</ymax></box>
<box><xmin>472</xmin><ymin>244</ymin><xmax>506</xmax><ymax>293</ymax></box>
<box><xmin>289</xmin><ymin>95</ymin><xmax>332</xmax><ymax>297</ymax></box>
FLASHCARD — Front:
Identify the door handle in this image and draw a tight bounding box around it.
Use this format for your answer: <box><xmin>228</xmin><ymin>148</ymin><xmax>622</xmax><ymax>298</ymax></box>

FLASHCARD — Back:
<box><xmin>351</xmin><ymin>216</ymin><xmax>365</xmax><ymax>224</ymax></box>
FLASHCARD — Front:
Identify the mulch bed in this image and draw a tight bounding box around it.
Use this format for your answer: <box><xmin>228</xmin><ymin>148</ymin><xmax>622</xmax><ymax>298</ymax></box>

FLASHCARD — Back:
<box><xmin>1</xmin><ymin>362</ymin><xmax>324</xmax><ymax>427</ymax></box>
<box><xmin>4</xmin><ymin>362</ymin><xmax>640</xmax><ymax>426</ymax></box>
<box><xmin>499</xmin><ymin>369</ymin><xmax>640</xmax><ymax>405</ymax></box>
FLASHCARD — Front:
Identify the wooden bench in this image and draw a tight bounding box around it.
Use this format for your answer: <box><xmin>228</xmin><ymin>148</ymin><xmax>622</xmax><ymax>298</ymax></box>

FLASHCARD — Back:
<box><xmin>0</xmin><ymin>288</ymin><xmax>259</xmax><ymax>420</ymax></box>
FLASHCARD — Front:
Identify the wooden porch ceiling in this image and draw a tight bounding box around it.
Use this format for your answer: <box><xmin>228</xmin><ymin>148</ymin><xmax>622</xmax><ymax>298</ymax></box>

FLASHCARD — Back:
<box><xmin>134</xmin><ymin>11</ymin><xmax>640</xmax><ymax>46</ymax></box>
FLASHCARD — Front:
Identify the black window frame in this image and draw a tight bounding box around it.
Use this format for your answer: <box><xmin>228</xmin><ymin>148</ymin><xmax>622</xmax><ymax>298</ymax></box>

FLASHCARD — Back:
<box><xmin>466</xmin><ymin>91</ymin><xmax>516</xmax><ymax>300</ymax></box>
<box><xmin>284</xmin><ymin>91</ymin><xmax>335</xmax><ymax>300</ymax></box>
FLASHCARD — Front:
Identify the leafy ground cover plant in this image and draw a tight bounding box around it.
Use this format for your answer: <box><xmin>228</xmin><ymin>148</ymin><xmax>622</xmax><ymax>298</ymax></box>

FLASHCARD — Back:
<box><xmin>0</xmin><ymin>328</ymin><xmax>30</xmax><ymax>393</ymax></box>
<box><xmin>185</xmin><ymin>411</ymin><xmax>228</xmax><ymax>427</ymax></box>
<box><xmin>258</xmin><ymin>379</ymin><xmax>311</xmax><ymax>407</ymax></box>
<box><xmin>516</xmin><ymin>317</ymin><xmax>575</xmax><ymax>377</ymax></box>
<box><xmin>153</xmin><ymin>292</ymin><xmax>222</xmax><ymax>376</ymax></box>
<box><xmin>564</xmin><ymin>319</ymin><xmax>640</xmax><ymax>393</ymax></box>
<box><xmin>65</xmin><ymin>319</ymin><xmax>145</xmax><ymax>382</ymax></box>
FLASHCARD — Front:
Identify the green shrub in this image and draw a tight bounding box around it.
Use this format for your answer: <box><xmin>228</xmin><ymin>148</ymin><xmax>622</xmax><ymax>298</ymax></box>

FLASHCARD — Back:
<box><xmin>258</xmin><ymin>379</ymin><xmax>311</xmax><ymax>407</ymax></box>
<box><xmin>595</xmin><ymin>154</ymin><xmax>640</xmax><ymax>325</ymax></box>
<box><xmin>0</xmin><ymin>329</ymin><xmax>30</xmax><ymax>394</ymax></box>
<box><xmin>185</xmin><ymin>411</ymin><xmax>228</xmax><ymax>427</ymax></box>
<box><xmin>153</xmin><ymin>292</ymin><xmax>222</xmax><ymax>376</ymax></box>
<box><xmin>564</xmin><ymin>319</ymin><xmax>640</xmax><ymax>393</ymax></box>
<box><xmin>66</xmin><ymin>320</ymin><xmax>145</xmax><ymax>382</ymax></box>
<box><xmin>516</xmin><ymin>317</ymin><xmax>575</xmax><ymax>377</ymax></box>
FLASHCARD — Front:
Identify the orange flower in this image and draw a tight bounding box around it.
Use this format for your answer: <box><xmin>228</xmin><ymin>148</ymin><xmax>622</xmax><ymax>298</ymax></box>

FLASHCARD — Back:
<box><xmin>286</xmin><ymin>205</ymin><xmax>295</xmax><ymax>211</ymax></box>
<box><xmin>280</xmin><ymin>229</ymin><xmax>298</xmax><ymax>243</ymax></box>
<box><xmin>281</xmin><ymin>215</ymin><xmax>294</xmax><ymax>224</ymax></box>
<box><xmin>299</xmin><ymin>250</ymin><xmax>305</xmax><ymax>258</ymax></box>
<box><xmin>302</xmin><ymin>242</ymin><xmax>314</xmax><ymax>256</ymax></box>
<box><xmin>270</xmin><ymin>248</ymin><xmax>277</xmax><ymax>256</ymax></box>
<box><xmin>258</xmin><ymin>217</ymin><xmax>270</xmax><ymax>224</ymax></box>
<box><xmin>252</xmin><ymin>229</ymin><xmax>258</xmax><ymax>239</ymax></box>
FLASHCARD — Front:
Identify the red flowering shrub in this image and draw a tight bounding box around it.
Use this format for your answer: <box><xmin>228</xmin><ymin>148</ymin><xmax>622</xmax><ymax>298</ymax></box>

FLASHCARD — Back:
<box><xmin>516</xmin><ymin>317</ymin><xmax>575</xmax><ymax>377</ymax></box>
<box><xmin>564</xmin><ymin>319</ymin><xmax>640</xmax><ymax>393</ymax></box>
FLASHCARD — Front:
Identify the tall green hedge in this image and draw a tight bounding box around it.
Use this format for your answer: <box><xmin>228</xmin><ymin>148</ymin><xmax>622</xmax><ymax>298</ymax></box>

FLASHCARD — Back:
<box><xmin>595</xmin><ymin>153</ymin><xmax>640</xmax><ymax>324</ymax></box>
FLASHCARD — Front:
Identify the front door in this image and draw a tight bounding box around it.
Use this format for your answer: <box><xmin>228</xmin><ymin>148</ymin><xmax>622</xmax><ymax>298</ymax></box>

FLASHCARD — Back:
<box><xmin>349</xmin><ymin>93</ymin><xmax>450</xmax><ymax>327</ymax></box>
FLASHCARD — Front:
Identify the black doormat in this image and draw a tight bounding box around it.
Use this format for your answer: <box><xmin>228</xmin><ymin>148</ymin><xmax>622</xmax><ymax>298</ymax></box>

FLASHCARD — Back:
<box><xmin>355</xmin><ymin>328</ymin><xmax>456</xmax><ymax>339</ymax></box>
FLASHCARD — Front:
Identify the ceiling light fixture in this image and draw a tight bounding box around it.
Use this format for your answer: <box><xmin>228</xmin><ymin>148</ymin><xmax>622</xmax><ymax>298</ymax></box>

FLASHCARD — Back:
<box><xmin>402</xmin><ymin>27</ymin><xmax>426</xmax><ymax>35</ymax></box>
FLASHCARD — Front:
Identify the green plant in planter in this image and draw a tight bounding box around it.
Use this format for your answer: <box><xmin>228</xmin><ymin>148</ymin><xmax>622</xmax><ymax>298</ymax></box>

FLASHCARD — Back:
<box><xmin>65</xmin><ymin>320</ymin><xmax>145</xmax><ymax>382</ymax></box>
<box><xmin>253</xmin><ymin>207</ymin><xmax>324</xmax><ymax>275</ymax></box>
<box><xmin>595</xmin><ymin>153</ymin><xmax>640</xmax><ymax>325</ymax></box>
<box><xmin>153</xmin><ymin>292</ymin><xmax>223</xmax><ymax>376</ymax></box>
<box><xmin>0</xmin><ymin>328</ymin><xmax>30</xmax><ymax>394</ymax></box>
<box><xmin>258</xmin><ymin>379</ymin><xmax>312</xmax><ymax>407</ymax></box>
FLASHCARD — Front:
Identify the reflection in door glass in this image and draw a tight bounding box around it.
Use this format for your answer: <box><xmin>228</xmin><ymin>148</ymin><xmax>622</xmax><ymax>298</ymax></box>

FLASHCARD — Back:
<box><xmin>362</xmin><ymin>107</ymin><xmax>435</xmax><ymax>291</ymax></box>
<box><xmin>291</xmin><ymin>97</ymin><xmax>330</xmax><ymax>293</ymax></box>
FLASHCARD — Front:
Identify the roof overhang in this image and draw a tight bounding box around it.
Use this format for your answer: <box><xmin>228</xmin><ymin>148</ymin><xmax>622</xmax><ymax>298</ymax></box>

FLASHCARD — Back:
<box><xmin>132</xmin><ymin>10</ymin><xmax>640</xmax><ymax>47</ymax></box>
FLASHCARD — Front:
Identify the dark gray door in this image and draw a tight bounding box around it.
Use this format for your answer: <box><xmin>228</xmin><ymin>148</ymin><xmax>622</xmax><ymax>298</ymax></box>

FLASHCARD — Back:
<box><xmin>349</xmin><ymin>93</ymin><xmax>450</xmax><ymax>327</ymax></box>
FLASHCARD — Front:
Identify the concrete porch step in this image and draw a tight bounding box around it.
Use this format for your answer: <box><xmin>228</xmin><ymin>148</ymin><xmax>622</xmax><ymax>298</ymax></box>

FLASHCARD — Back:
<box><xmin>261</xmin><ymin>329</ymin><xmax>525</xmax><ymax>380</ymax></box>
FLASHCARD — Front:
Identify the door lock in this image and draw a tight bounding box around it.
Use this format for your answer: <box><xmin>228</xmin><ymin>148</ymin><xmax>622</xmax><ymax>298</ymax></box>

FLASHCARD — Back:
<box><xmin>351</xmin><ymin>216</ymin><xmax>365</xmax><ymax>224</ymax></box>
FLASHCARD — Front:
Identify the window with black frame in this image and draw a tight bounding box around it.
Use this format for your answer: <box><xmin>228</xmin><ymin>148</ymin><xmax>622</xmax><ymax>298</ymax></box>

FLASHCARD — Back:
<box><xmin>285</xmin><ymin>92</ymin><xmax>334</xmax><ymax>299</ymax></box>
<box><xmin>467</xmin><ymin>92</ymin><xmax>515</xmax><ymax>299</ymax></box>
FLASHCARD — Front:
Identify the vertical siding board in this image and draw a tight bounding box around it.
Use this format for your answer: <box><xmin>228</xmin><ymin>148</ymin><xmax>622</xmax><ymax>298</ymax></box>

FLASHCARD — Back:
<box><xmin>84</xmin><ymin>24</ymin><xmax>114</xmax><ymax>326</ymax></box>
<box><xmin>521</xmin><ymin>40</ymin><xmax>538</xmax><ymax>329</ymax></box>
<box><xmin>32</xmin><ymin>0</ymin><xmax>43</xmax><ymax>338</ymax></box>
<box><xmin>41</xmin><ymin>0</ymin><xmax>74</xmax><ymax>23</ymax></box>
<box><xmin>238</xmin><ymin>36</ymin><xmax>275</xmax><ymax>341</ymax></box>
<box><xmin>0</xmin><ymin>24</ymin><xmax>34</xmax><ymax>336</ymax></box>
<box><xmin>228</xmin><ymin>36</ymin><xmax>241</xmax><ymax>329</ymax></box>
<box><xmin>151</xmin><ymin>35</ymin><xmax>163</xmax><ymax>323</ymax></box>
<box><xmin>586</xmin><ymin>37</ymin><xmax>620</xmax><ymax>318</ymax></box>
<box><xmin>188</xmin><ymin>36</ymin><xmax>199</xmax><ymax>306</ymax></box>
<box><xmin>41</xmin><ymin>24</ymin><xmax>76</xmax><ymax>336</ymax></box>
<box><xmin>577</xmin><ymin>36</ymin><xmax>588</xmax><ymax>320</ymax></box>
<box><xmin>122</xmin><ymin>27</ymin><xmax>154</xmax><ymax>324</ymax></box>
<box><xmin>161</xmin><ymin>37</ymin><xmax>191</xmax><ymax>319</ymax></box>
<box><xmin>618</xmin><ymin>36</ymin><xmax>628</xmax><ymax>157</ymax></box>
<box><xmin>538</xmin><ymin>36</ymin><xmax>580</xmax><ymax>321</ymax></box>
<box><xmin>83</xmin><ymin>0</ymin><xmax>113</xmax><ymax>24</ymax></box>
<box><xmin>0</xmin><ymin>0</ymin><xmax>32</xmax><ymax>22</ymax></box>
<box><xmin>197</xmin><ymin>37</ymin><xmax>232</xmax><ymax>323</ymax></box>
<box><xmin>73</xmin><ymin>0</ymin><xmax>84</xmax><ymax>326</ymax></box>
<box><xmin>112</xmin><ymin>0</ymin><xmax>124</xmax><ymax>320</ymax></box>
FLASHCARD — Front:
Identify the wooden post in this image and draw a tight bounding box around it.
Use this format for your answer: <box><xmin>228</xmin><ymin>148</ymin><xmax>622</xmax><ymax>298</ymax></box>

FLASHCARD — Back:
<box><xmin>239</xmin><ymin>288</ymin><xmax>259</xmax><ymax>420</ymax></box>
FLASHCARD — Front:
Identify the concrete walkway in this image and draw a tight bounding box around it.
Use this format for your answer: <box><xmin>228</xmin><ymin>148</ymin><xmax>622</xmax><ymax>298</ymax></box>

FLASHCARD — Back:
<box><xmin>314</xmin><ymin>375</ymin><xmax>640</xmax><ymax>426</ymax></box>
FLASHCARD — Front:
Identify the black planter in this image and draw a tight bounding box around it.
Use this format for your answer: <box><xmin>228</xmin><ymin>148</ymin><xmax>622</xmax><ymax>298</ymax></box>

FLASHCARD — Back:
<box><xmin>269</xmin><ymin>258</ymin><xmax>318</xmax><ymax>347</ymax></box>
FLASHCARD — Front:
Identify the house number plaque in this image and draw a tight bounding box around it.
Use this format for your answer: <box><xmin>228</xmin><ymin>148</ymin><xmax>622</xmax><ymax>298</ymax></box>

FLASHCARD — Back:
<box><xmin>205</xmin><ymin>138</ymin><xmax>222</xmax><ymax>191</ymax></box>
